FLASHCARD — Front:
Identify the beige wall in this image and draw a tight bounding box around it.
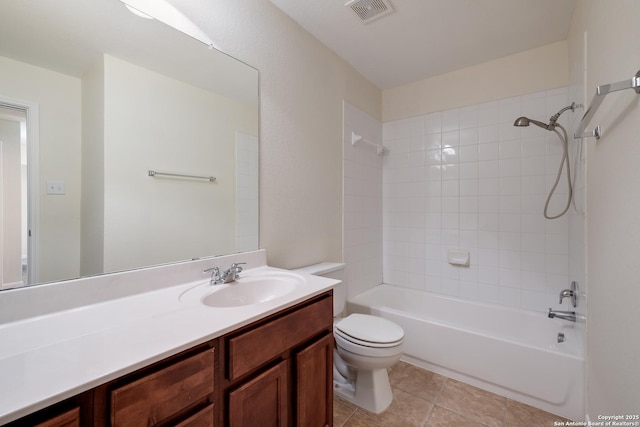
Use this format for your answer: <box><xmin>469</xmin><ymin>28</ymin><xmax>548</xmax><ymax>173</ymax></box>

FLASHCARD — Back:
<box><xmin>383</xmin><ymin>41</ymin><xmax>569</xmax><ymax>121</ymax></box>
<box><xmin>0</xmin><ymin>56</ymin><xmax>82</xmax><ymax>283</ymax></box>
<box><xmin>102</xmin><ymin>55</ymin><xmax>257</xmax><ymax>271</ymax></box>
<box><xmin>568</xmin><ymin>0</ymin><xmax>640</xmax><ymax>417</ymax></box>
<box><xmin>80</xmin><ymin>58</ymin><xmax>105</xmax><ymax>276</ymax></box>
<box><xmin>169</xmin><ymin>0</ymin><xmax>382</xmax><ymax>269</ymax></box>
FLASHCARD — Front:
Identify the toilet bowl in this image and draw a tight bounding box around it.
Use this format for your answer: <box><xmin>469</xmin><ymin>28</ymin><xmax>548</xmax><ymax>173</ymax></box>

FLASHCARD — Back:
<box><xmin>333</xmin><ymin>313</ymin><xmax>404</xmax><ymax>413</ymax></box>
<box><xmin>293</xmin><ymin>263</ymin><xmax>404</xmax><ymax>414</ymax></box>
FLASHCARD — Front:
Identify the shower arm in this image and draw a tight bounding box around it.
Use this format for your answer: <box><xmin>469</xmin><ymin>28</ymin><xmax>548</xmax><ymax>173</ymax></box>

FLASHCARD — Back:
<box><xmin>547</xmin><ymin>102</ymin><xmax>577</xmax><ymax>128</ymax></box>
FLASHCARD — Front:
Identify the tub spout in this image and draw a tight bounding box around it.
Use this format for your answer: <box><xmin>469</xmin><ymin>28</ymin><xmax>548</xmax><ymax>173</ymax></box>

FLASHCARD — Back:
<box><xmin>548</xmin><ymin>308</ymin><xmax>576</xmax><ymax>322</ymax></box>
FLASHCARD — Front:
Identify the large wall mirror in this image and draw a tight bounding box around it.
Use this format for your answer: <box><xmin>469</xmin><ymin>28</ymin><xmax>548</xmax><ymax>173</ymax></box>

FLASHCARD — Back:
<box><xmin>0</xmin><ymin>0</ymin><xmax>259</xmax><ymax>289</ymax></box>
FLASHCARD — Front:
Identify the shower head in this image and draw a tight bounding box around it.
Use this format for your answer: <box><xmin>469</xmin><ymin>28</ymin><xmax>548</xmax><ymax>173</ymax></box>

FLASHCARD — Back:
<box><xmin>513</xmin><ymin>116</ymin><xmax>551</xmax><ymax>129</ymax></box>
<box><xmin>513</xmin><ymin>102</ymin><xmax>578</xmax><ymax>131</ymax></box>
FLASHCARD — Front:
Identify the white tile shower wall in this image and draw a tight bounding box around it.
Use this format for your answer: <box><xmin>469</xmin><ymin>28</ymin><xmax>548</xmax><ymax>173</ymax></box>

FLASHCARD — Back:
<box><xmin>343</xmin><ymin>102</ymin><xmax>384</xmax><ymax>299</ymax></box>
<box><xmin>383</xmin><ymin>87</ymin><xmax>584</xmax><ymax>312</ymax></box>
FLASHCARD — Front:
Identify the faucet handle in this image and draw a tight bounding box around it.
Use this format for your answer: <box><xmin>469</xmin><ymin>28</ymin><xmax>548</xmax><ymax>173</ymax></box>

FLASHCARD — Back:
<box><xmin>230</xmin><ymin>262</ymin><xmax>246</xmax><ymax>276</ymax></box>
<box><xmin>203</xmin><ymin>266</ymin><xmax>220</xmax><ymax>275</ymax></box>
<box><xmin>203</xmin><ymin>266</ymin><xmax>221</xmax><ymax>284</ymax></box>
<box><xmin>230</xmin><ymin>262</ymin><xmax>245</xmax><ymax>269</ymax></box>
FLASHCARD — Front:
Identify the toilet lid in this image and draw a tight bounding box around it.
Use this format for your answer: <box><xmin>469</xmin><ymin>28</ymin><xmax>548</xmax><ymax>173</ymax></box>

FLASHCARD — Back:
<box><xmin>335</xmin><ymin>313</ymin><xmax>404</xmax><ymax>345</ymax></box>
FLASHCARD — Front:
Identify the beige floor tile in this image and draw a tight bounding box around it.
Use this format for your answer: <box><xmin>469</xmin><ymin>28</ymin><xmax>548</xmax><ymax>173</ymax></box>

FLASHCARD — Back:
<box><xmin>505</xmin><ymin>399</ymin><xmax>569</xmax><ymax>427</ymax></box>
<box><xmin>425</xmin><ymin>405</ymin><xmax>492</xmax><ymax>427</ymax></box>
<box><xmin>334</xmin><ymin>364</ymin><xmax>570</xmax><ymax>427</ymax></box>
<box><xmin>334</xmin><ymin>396</ymin><xmax>358</xmax><ymax>427</ymax></box>
<box><xmin>356</xmin><ymin>387</ymin><xmax>434</xmax><ymax>427</ymax></box>
<box><xmin>342</xmin><ymin>411</ymin><xmax>385</xmax><ymax>426</ymax></box>
<box><xmin>389</xmin><ymin>361</ymin><xmax>447</xmax><ymax>403</ymax></box>
<box><xmin>435</xmin><ymin>379</ymin><xmax>507</xmax><ymax>427</ymax></box>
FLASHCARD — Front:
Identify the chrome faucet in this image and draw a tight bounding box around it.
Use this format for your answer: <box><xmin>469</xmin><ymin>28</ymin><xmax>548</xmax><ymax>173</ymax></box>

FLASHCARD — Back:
<box><xmin>204</xmin><ymin>263</ymin><xmax>246</xmax><ymax>285</ymax></box>
<box><xmin>559</xmin><ymin>281</ymin><xmax>578</xmax><ymax>307</ymax></box>
<box><xmin>548</xmin><ymin>308</ymin><xmax>576</xmax><ymax>322</ymax></box>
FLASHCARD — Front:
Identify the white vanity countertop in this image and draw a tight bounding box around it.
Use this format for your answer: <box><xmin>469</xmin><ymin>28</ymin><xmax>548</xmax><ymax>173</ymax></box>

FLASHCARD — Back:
<box><xmin>0</xmin><ymin>265</ymin><xmax>338</xmax><ymax>424</ymax></box>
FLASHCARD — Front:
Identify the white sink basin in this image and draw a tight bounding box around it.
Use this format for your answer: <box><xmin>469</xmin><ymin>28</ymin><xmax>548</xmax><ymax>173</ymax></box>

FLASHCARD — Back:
<box><xmin>180</xmin><ymin>270</ymin><xmax>306</xmax><ymax>308</ymax></box>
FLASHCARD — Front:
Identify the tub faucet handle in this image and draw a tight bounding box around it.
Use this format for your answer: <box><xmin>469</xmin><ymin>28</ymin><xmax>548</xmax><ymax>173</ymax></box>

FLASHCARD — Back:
<box><xmin>558</xmin><ymin>281</ymin><xmax>578</xmax><ymax>307</ymax></box>
<box><xmin>558</xmin><ymin>289</ymin><xmax>574</xmax><ymax>304</ymax></box>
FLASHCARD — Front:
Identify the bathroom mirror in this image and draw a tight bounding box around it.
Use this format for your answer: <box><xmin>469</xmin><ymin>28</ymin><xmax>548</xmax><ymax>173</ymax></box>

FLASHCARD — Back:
<box><xmin>0</xmin><ymin>0</ymin><xmax>259</xmax><ymax>289</ymax></box>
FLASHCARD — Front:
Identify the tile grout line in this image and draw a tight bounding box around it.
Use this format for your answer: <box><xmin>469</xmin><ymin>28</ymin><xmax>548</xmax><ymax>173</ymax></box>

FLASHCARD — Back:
<box><xmin>421</xmin><ymin>376</ymin><xmax>449</xmax><ymax>427</ymax></box>
<box><xmin>420</xmin><ymin>401</ymin><xmax>437</xmax><ymax>427</ymax></box>
<box><xmin>502</xmin><ymin>398</ymin><xmax>511</xmax><ymax>427</ymax></box>
<box><xmin>432</xmin><ymin>376</ymin><xmax>448</xmax><ymax>404</ymax></box>
<box><xmin>430</xmin><ymin>378</ymin><xmax>497</xmax><ymax>427</ymax></box>
<box><xmin>339</xmin><ymin>404</ymin><xmax>358</xmax><ymax>427</ymax></box>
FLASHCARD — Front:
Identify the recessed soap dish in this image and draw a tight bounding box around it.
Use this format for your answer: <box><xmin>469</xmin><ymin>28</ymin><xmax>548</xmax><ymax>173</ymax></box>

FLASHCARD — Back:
<box><xmin>448</xmin><ymin>249</ymin><xmax>470</xmax><ymax>266</ymax></box>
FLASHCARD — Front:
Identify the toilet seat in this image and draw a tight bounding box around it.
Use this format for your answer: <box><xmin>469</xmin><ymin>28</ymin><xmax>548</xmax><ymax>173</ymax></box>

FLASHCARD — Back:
<box><xmin>334</xmin><ymin>328</ymin><xmax>404</xmax><ymax>348</ymax></box>
<box><xmin>334</xmin><ymin>314</ymin><xmax>404</xmax><ymax>348</ymax></box>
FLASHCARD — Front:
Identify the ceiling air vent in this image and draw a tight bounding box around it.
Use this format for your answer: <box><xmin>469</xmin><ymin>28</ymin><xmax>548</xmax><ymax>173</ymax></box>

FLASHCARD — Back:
<box><xmin>345</xmin><ymin>0</ymin><xmax>394</xmax><ymax>24</ymax></box>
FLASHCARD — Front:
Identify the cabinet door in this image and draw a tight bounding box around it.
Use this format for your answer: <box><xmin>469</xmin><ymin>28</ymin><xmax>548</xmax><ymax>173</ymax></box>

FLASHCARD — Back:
<box><xmin>228</xmin><ymin>360</ymin><xmax>289</xmax><ymax>427</ymax></box>
<box><xmin>295</xmin><ymin>334</ymin><xmax>333</xmax><ymax>427</ymax></box>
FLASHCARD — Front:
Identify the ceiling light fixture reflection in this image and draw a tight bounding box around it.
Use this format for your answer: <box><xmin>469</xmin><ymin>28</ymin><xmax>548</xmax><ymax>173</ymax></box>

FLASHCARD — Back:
<box><xmin>120</xmin><ymin>0</ymin><xmax>214</xmax><ymax>48</ymax></box>
<box><xmin>124</xmin><ymin>4</ymin><xmax>153</xmax><ymax>19</ymax></box>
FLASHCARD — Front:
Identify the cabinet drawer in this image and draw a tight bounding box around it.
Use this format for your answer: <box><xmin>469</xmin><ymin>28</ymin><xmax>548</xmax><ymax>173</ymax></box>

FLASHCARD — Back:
<box><xmin>174</xmin><ymin>404</ymin><xmax>214</xmax><ymax>427</ymax></box>
<box><xmin>227</xmin><ymin>295</ymin><xmax>332</xmax><ymax>380</ymax></box>
<box><xmin>34</xmin><ymin>407</ymin><xmax>80</xmax><ymax>427</ymax></box>
<box><xmin>111</xmin><ymin>348</ymin><xmax>214</xmax><ymax>426</ymax></box>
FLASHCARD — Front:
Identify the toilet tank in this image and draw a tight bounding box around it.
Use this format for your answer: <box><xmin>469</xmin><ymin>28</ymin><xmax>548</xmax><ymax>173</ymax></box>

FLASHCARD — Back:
<box><xmin>293</xmin><ymin>262</ymin><xmax>346</xmax><ymax>315</ymax></box>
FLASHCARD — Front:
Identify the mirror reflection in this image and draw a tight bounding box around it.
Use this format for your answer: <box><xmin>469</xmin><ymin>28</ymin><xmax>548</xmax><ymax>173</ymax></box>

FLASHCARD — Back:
<box><xmin>0</xmin><ymin>0</ymin><xmax>259</xmax><ymax>289</ymax></box>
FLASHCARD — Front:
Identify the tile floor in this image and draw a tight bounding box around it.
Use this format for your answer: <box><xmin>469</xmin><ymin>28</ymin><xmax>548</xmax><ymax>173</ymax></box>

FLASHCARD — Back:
<box><xmin>333</xmin><ymin>361</ymin><xmax>571</xmax><ymax>427</ymax></box>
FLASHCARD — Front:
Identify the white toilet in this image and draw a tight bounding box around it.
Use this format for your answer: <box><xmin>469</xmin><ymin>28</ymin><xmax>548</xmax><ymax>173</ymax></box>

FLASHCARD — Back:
<box><xmin>294</xmin><ymin>263</ymin><xmax>404</xmax><ymax>414</ymax></box>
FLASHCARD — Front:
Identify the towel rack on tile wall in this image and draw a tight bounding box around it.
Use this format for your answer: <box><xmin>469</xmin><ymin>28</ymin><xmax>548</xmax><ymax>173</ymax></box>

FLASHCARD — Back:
<box><xmin>574</xmin><ymin>69</ymin><xmax>640</xmax><ymax>140</ymax></box>
<box><xmin>351</xmin><ymin>132</ymin><xmax>386</xmax><ymax>155</ymax></box>
<box><xmin>148</xmin><ymin>170</ymin><xmax>216</xmax><ymax>182</ymax></box>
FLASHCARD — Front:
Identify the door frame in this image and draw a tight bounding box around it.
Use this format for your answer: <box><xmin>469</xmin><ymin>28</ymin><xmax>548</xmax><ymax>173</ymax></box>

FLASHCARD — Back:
<box><xmin>0</xmin><ymin>95</ymin><xmax>40</xmax><ymax>287</ymax></box>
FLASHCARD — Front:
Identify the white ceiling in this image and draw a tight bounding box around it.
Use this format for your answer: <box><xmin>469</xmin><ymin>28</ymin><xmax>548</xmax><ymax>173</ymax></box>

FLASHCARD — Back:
<box><xmin>270</xmin><ymin>0</ymin><xmax>576</xmax><ymax>89</ymax></box>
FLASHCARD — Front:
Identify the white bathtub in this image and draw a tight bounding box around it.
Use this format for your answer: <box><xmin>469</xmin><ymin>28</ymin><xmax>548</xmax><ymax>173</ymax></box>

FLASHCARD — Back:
<box><xmin>347</xmin><ymin>284</ymin><xmax>584</xmax><ymax>420</ymax></box>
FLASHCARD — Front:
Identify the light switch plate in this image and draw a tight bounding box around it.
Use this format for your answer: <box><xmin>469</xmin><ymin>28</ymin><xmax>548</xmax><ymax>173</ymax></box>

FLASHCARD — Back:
<box><xmin>46</xmin><ymin>180</ymin><xmax>65</xmax><ymax>195</ymax></box>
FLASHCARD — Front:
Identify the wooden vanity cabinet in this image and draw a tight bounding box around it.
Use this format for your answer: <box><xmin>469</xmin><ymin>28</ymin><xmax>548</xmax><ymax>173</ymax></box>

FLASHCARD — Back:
<box><xmin>220</xmin><ymin>291</ymin><xmax>334</xmax><ymax>427</ymax></box>
<box><xmin>5</xmin><ymin>291</ymin><xmax>334</xmax><ymax>427</ymax></box>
